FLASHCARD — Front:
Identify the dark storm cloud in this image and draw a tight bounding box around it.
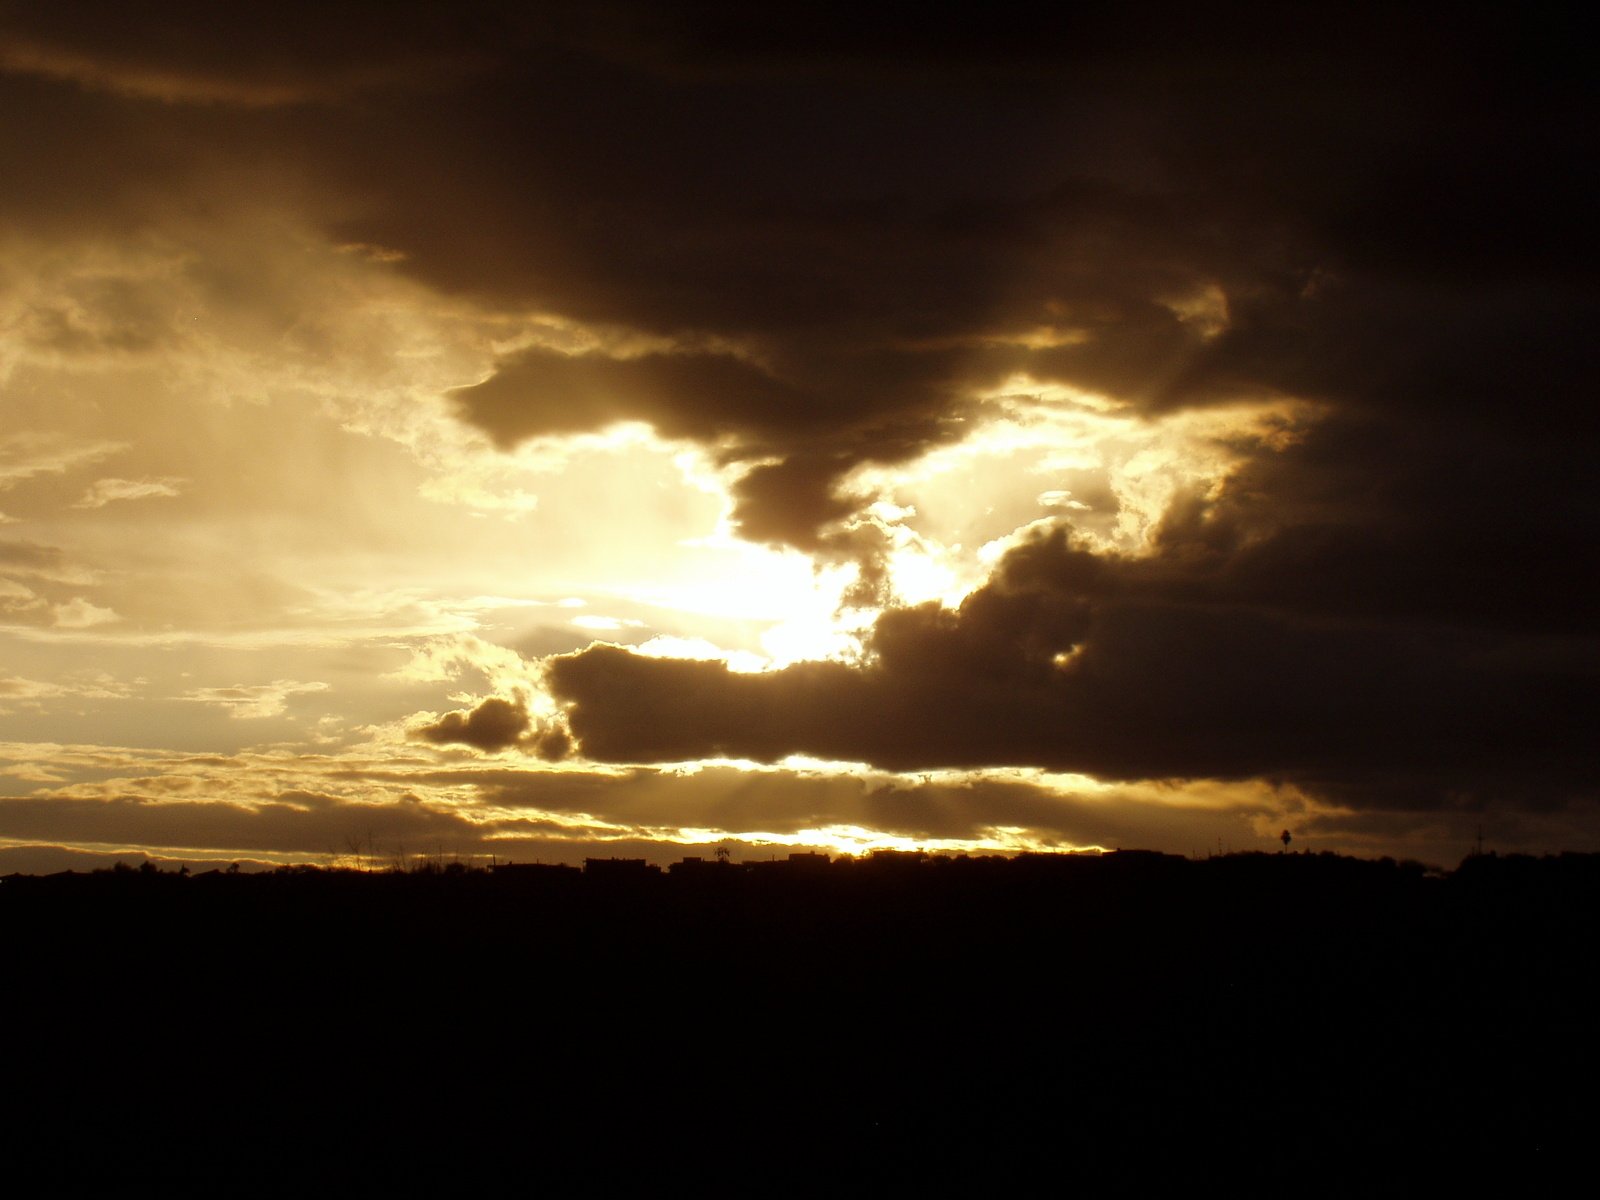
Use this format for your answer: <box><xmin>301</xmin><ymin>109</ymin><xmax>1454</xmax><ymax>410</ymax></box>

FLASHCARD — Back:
<box><xmin>16</xmin><ymin>3</ymin><xmax>1589</xmax><ymax>539</ymax></box>
<box><xmin>548</xmin><ymin>522</ymin><xmax>1599</xmax><ymax>812</ymax></box>
<box><xmin>412</xmin><ymin>697</ymin><xmax>570</xmax><ymax>760</ymax></box>
<box><xmin>449</xmin><ymin>347</ymin><xmax>810</xmax><ymax>447</ymax></box>
<box><xmin>266</xmin><ymin>9</ymin><xmax>1309</xmax><ymax>540</ymax></box>
<box><xmin>414</xmin><ymin>697</ymin><xmax>529</xmax><ymax>752</ymax></box>
<box><xmin>727</xmin><ymin>454</ymin><xmax>868</xmax><ymax>551</ymax></box>
<box><xmin>314</xmin><ymin>3</ymin><xmax>1593</xmax><ymax>555</ymax></box>
<box><xmin>0</xmin><ymin>0</ymin><xmax>496</xmax><ymax>105</ymax></box>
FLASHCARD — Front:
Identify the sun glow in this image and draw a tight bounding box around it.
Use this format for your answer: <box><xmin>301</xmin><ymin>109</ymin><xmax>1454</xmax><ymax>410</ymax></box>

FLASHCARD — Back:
<box><xmin>672</xmin><ymin>822</ymin><xmax>1105</xmax><ymax>858</ymax></box>
<box><xmin>617</xmin><ymin>539</ymin><xmax>866</xmax><ymax>667</ymax></box>
<box><xmin>841</xmin><ymin>382</ymin><xmax>1319</xmax><ymax>611</ymax></box>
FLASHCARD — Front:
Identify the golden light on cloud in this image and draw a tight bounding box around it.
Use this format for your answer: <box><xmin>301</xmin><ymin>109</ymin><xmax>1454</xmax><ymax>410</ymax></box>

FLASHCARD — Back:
<box><xmin>605</xmin><ymin>507</ymin><xmax>873</xmax><ymax>667</ymax></box>
<box><xmin>668</xmin><ymin>823</ymin><xmax>1106</xmax><ymax>858</ymax></box>
<box><xmin>840</xmin><ymin>380</ymin><xmax>1320</xmax><ymax>611</ymax></box>
<box><xmin>633</xmin><ymin>636</ymin><xmax>769</xmax><ymax>674</ymax></box>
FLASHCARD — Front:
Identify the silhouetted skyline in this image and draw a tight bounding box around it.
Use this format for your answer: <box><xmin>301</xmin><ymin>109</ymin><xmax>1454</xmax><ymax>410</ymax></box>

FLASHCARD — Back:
<box><xmin>8</xmin><ymin>844</ymin><xmax>1598</xmax><ymax>1179</ymax></box>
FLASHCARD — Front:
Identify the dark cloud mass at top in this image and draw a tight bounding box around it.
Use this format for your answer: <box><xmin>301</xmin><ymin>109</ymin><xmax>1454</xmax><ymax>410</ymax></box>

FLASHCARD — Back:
<box><xmin>3</xmin><ymin>2</ymin><xmax>1594</xmax><ymax>829</ymax></box>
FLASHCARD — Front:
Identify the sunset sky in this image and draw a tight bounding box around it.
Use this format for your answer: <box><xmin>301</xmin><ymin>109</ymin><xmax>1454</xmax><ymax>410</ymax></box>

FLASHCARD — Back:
<box><xmin>1</xmin><ymin>3</ymin><xmax>1594</xmax><ymax>872</ymax></box>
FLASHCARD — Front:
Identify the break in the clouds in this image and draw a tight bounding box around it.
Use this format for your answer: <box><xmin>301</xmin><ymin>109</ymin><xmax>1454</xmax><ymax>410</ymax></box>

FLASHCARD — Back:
<box><xmin>0</xmin><ymin>2</ymin><xmax>1595</xmax><ymax>867</ymax></box>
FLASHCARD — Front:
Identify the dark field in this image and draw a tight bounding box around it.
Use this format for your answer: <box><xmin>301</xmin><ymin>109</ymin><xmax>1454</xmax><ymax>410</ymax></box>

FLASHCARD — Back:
<box><xmin>5</xmin><ymin>850</ymin><xmax>1595</xmax><ymax>1186</ymax></box>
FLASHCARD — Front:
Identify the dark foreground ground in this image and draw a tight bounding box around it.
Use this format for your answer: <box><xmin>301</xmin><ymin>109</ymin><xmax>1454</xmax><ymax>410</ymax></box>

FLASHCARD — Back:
<box><xmin>4</xmin><ymin>849</ymin><xmax>1597</xmax><ymax>1187</ymax></box>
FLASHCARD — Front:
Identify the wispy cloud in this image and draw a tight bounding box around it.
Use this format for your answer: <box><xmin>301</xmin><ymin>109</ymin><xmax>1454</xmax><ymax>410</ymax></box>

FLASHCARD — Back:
<box><xmin>0</xmin><ymin>434</ymin><xmax>124</xmax><ymax>491</ymax></box>
<box><xmin>0</xmin><ymin>671</ymin><xmax>136</xmax><ymax>712</ymax></box>
<box><xmin>180</xmin><ymin>679</ymin><xmax>331</xmax><ymax>719</ymax></box>
<box><xmin>51</xmin><ymin>597</ymin><xmax>118</xmax><ymax>628</ymax></box>
<box><xmin>73</xmin><ymin>476</ymin><xmax>185</xmax><ymax>509</ymax></box>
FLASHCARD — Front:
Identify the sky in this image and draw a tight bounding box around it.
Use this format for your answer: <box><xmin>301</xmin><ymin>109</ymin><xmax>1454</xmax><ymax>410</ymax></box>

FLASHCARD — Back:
<box><xmin>1</xmin><ymin>3</ymin><xmax>1595</xmax><ymax>872</ymax></box>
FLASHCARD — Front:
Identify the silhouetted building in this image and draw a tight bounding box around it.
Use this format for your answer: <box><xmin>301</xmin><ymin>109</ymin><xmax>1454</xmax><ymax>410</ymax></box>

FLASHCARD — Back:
<box><xmin>493</xmin><ymin>862</ymin><xmax>580</xmax><ymax>880</ymax></box>
<box><xmin>584</xmin><ymin>857</ymin><xmax>661</xmax><ymax>880</ymax></box>
<box><xmin>670</xmin><ymin>856</ymin><xmax>716</xmax><ymax>876</ymax></box>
